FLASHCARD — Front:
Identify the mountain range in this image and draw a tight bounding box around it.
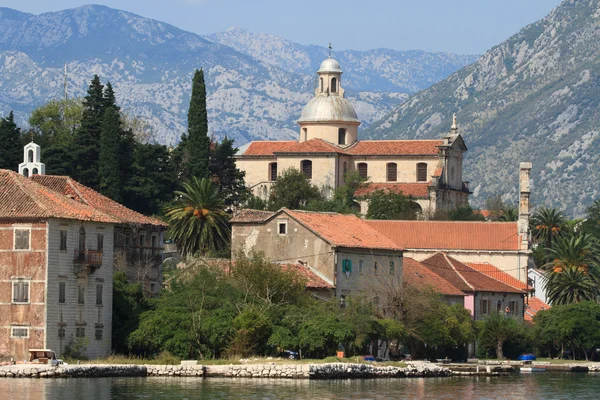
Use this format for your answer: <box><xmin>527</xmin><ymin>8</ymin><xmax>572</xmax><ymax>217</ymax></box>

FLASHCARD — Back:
<box><xmin>367</xmin><ymin>0</ymin><xmax>600</xmax><ymax>216</ymax></box>
<box><xmin>0</xmin><ymin>5</ymin><xmax>477</xmax><ymax>146</ymax></box>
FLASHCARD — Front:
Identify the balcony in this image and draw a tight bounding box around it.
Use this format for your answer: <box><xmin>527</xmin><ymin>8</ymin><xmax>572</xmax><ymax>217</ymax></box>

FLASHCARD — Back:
<box><xmin>73</xmin><ymin>249</ymin><xmax>103</xmax><ymax>274</ymax></box>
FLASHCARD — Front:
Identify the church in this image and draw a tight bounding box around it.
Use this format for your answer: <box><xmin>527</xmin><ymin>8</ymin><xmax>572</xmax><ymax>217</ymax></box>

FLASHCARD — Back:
<box><xmin>236</xmin><ymin>55</ymin><xmax>471</xmax><ymax>215</ymax></box>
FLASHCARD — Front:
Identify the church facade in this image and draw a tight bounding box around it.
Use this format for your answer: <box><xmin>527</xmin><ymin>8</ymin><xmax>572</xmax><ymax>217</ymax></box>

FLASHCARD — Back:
<box><xmin>236</xmin><ymin>56</ymin><xmax>470</xmax><ymax>215</ymax></box>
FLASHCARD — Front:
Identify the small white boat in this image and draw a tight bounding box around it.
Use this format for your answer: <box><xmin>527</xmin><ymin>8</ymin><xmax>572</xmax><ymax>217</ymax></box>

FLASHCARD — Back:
<box><xmin>520</xmin><ymin>366</ymin><xmax>547</xmax><ymax>372</ymax></box>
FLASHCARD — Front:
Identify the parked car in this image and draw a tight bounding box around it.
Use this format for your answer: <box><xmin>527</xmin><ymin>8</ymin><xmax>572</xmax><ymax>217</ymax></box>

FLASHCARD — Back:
<box><xmin>281</xmin><ymin>350</ymin><xmax>299</xmax><ymax>360</ymax></box>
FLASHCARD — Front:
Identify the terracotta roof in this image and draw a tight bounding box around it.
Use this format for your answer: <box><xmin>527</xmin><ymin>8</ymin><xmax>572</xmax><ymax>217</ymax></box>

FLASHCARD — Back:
<box><xmin>274</xmin><ymin>138</ymin><xmax>347</xmax><ymax>154</ymax></box>
<box><xmin>230</xmin><ymin>209</ymin><xmax>275</xmax><ymax>223</ymax></box>
<box><xmin>466</xmin><ymin>262</ymin><xmax>530</xmax><ymax>291</ymax></box>
<box><xmin>354</xmin><ymin>182</ymin><xmax>430</xmax><ymax>198</ymax></box>
<box><xmin>366</xmin><ymin>220</ymin><xmax>520</xmax><ymax>251</ymax></box>
<box><xmin>0</xmin><ymin>169</ymin><xmax>117</xmax><ymax>223</ymax></box>
<box><xmin>403</xmin><ymin>258</ymin><xmax>464</xmax><ymax>296</ymax></box>
<box><xmin>31</xmin><ymin>175</ymin><xmax>167</xmax><ymax>227</ymax></box>
<box><xmin>240</xmin><ymin>141</ymin><xmax>297</xmax><ymax>156</ymax></box>
<box><xmin>285</xmin><ymin>209</ymin><xmax>403</xmax><ymax>251</ymax></box>
<box><xmin>421</xmin><ymin>253</ymin><xmax>524</xmax><ymax>294</ymax></box>
<box><xmin>524</xmin><ymin>296</ymin><xmax>551</xmax><ymax>322</ymax></box>
<box><xmin>346</xmin><ymin>140</ymin><xmax>443</xmax><ymax>156</ymax></box>
<box><xmin>474</xmin><ymin>209</ymin><xmax>493</xmax><ymax>218</ymax></box>
<box><xmin>281</xmin><ymin>263</ymin><xmax>334</xmax><ymax>289</ymax></box>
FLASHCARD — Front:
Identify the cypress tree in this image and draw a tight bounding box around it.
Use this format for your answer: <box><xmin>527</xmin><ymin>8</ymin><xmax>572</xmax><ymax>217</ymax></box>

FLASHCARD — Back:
<box><xmin>0</xmin><ymin>111</ymin><xmax>22</xmax><ymax>171</ymax></box>
<box><xmin>186</xmin><ymin>69</ymin><xmax>211</xmax><ymax>179</ymax></box>
<box><xmin>72</xmin><ymin>75</ymin><xmax>104</xmax><ymax>188</ymax></box>
<box><xmin>99</xmin><ymin>106</ymin><xmax>122</xmax><ymax>201</ymax></box>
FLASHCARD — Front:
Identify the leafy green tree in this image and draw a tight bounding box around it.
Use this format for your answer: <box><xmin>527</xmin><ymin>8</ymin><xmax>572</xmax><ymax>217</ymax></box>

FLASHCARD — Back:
<box><xmin>186</xmin><ymin>69</ymin><xmax>211</xmax><ymax>180</ymax></box>
<box><xmin>531</xmin><ymin>207</ymin><xmax>567</xmax><ymax>264</ymax></box>
<box><xmin>29</xmin><ymin>99</ymin><xmax>83</xmax><ymax>147</ymax></box>
<box><xmin>165</xmin><ymin>177</ymin><xmax>230</xmax><ymax>256</ymax></box>
<box><xmin>112</xmin><ymin>271</ymin><xmax>149</xmax><ymax>354</ymax></box>
<box><xmin>304</xmin><ymin>171</ymin><xmax>363</xmax><ymax>214</ymax></box>
<box><xmin>267</xmin><ymin>168</ymin><xmax>322</xmax><ymax>210</ymax></box>
<box><xmin>478</xmin><ymin>312</ymin><xmax>523</xmax><ymax>359</ymax></box>
<box><xmin>246</xmin><ymin>195</ymin><xmax>267</xmax><ymax>210</ymax></box>
<box><xmin>228</xmin><ymin>308</ymin><xmax>273</xmax><ymax>357</ymax></box>
<box><xmin>72</xmin><ymin>75</ymin><xmax>105</xmax><ymax>188</ymax></box>
<box><xmin>448</xmin><ymin>205</ymin><xmax>486</xmax><ymax>221</ymax></box>
<box><xmin>210</xmin><ymin>137</ymin><xmax>248</xmax><ymax>206</ymax></box>
<box><xmin>99</xmin><ymin>106</ymin><xmax>123</xmax><ymax>201</ymax></box>
<box><xmin>583</xmin><ymin>199</ymin><xmax>600</xmax><ymax>239</ymax></box>
<box><xmin>364</xmin><ymin>190</ymin><xmax>421</xmax><ymax>220</ymax></box>
<box><xmin>0</xmin><ymin>111</ymin><xmax>22</xmax><ymax>171</ymax></box>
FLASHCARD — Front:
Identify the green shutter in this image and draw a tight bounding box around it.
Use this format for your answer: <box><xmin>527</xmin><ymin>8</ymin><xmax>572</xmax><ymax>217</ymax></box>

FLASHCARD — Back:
<box><xmin>342</xmin><ymin>260</ymin><xmax>353</xmax><ymax>273</ymax></box>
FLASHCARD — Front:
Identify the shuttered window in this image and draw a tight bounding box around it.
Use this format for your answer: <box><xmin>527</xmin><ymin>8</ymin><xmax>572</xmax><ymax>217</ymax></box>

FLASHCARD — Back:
<box><xmin>301</xmin><ymin>160</ymin><xmax>312</xmax><ymax>179</ymax></box>
<box><xmin>11</xmin><ymin>327</ymin><xmax>29</xmax><ymax>338</ymax></box>
<box><xmin>269</xmin><ymin>163</ymin><xmax>277</xmax><ymax>181</ymax></box>
<box><xmin>96</xmin><ymin>284</ymin><xmax>103</xmax><ymax>306</ymax></box>
<box><xmin>357</xmin><ymin>163</ymin><xmax>368</xmax><ymax>180</ymax></box>
<box><xmin>97</xmin><ymin>233</ymin><xmax>104</xmax><ymax>253</ymax></box>
<box><xmin>14</xmin><ymin>229</ymin><xmax>30</xmax><ymax>250</ymax></box>
<box><xmin>416</xmin><ymin>163</ymin><xmax>428</xmax><ymax>182</ymax></box>
<box><xmin>387</xmin><ymin>163</ymin><xmax>397</xmax><ymax>182</ymax></box>
<box><xmin>342</xmin><ymin>259</ymin><xmax>352</xmax><ymax>274</ymax></box>
<box><xmin>389</xmin><ymin>261</ymin><xmax>395</xmax><ymax>275</ymax></box>
<box><xmin>76</xmin><ymin>328</ymin><xmax>85</xmax><ymax>338</ymax></box>
<box><xmin>59</xmin><ymin>282</ymin><xmax>66</xmax><ymax>304</ymax></box>
<box><xmin>78</xmin><ymin>285</ymin><xmax>85</xmax><ymax>304</ymax></box>
<box><xmin>60</xmin><ymin>230</ymin><xmax>68</xmax><ymax>251</ymax></box>
<box><xmin>12</xmin><ymin>281</ymin><xmax>30</xmax><ymax>303</ymax></box>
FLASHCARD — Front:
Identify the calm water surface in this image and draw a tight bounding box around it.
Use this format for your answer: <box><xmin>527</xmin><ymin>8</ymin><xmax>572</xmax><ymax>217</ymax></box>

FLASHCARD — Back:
<box><xmin>2</xmin><ymin>374</ymin><xmax>600</xmax><ymax>399</ymax></box>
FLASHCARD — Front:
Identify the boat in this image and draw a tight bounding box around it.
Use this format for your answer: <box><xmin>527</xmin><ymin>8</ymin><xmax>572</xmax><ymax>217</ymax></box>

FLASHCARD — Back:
<box><xmin>520</xmin><ymin>366</ymin><xmax>547</xmax><ymax>372</ymax></box>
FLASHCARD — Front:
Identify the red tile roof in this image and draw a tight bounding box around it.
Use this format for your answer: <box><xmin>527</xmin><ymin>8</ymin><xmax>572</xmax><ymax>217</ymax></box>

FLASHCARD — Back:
<box><xmin>421</xmin><ymin>253</ymin><xmax>524</xmax><ymax>294</ymax></box>
<box><xmin>346</xmin><ymin>140</ymin><xmax>443</xmax><ymax>156</ymax></box>
<box><xmin>274</xmin><ymin>138</ymin><xmax>347</xmax><ymax>154</ymax></box>
<box><xmin>31</xmin><ymin>175</ymin><xmax>167</xmax><ymax>227</ymax></box>
<box><xmin>354</xmin><ymin>182</ymin><xmax>430</xmax><ymax>198</ymax></box>
<box><xmin>366</xmin><ymin>220</ymin><xmax>520</xmax><ymax>251</ymax></box>
<box><xmin>0</xmin><ymin>169</ymin><xmax>117</xmax><ymax>223</ymax></box>
<box><xmin>285</xmin><ymin>209</ymin><xmax>403</xmax><ymax>251</ymax></box>
<box><xmin>281</xmin><ymin>263</ymin><xmax>334</xmax><ymax>289</ymax></box>
<box><xmin>241</xmin><ymin>141</ymin><xmax>296</xmax><ymax>156</ymax></box>
<box><xmin>466</xmin><ymin>262</ymin><xmax>530</xmax><ymax>291</ymax></box>
<box><xmin>403</xmin><ymin>258</ymin><xmax>465</xmax><ymax>297</ymax></box>
<box><xmin>230</xmin><ymin>209</ymin><xmax>275</xmax><ymax>223</ymax></box>
<box><xmin>524</xmin><ymin>296</ymin><xmax>551</xmax><ymax>322</ymax></box>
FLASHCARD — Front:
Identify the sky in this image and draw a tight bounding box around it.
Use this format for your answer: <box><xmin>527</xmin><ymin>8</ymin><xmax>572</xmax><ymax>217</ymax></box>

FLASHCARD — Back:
<box><xmin>3</xmin><ymin>0</ymin><xmax>563</xmax><ymax>54</ymax></box>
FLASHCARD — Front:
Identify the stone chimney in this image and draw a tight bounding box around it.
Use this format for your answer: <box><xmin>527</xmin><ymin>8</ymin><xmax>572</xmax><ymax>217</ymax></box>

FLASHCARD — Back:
<box><xmin>518</xmin><ymin>162</ymin><xmax>532</xmax><ymax>251</ymax></box>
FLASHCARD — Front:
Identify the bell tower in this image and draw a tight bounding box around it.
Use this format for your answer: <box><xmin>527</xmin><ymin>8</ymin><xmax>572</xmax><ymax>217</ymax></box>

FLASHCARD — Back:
<box><xmin>315</xmin><ymin>43</ymin><xmax>345</xmax><ymax>98</ymax></box>
<box><xmin>18</xmin><ymin>142</ymin><xmax>45</xmax><ymax>177</ymax></box>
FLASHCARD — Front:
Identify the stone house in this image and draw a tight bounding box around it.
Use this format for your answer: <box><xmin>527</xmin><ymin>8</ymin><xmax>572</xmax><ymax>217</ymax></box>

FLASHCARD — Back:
<box><xmin>236</xmin><ymin>57</ymin><xmax>470</xmax><ymax>216</ymax></box>
<box><xmin>230</xmin><ymin>208</ymin><xmax>404</xmax><ymax>300</ymax></box>
<box><xmin>0</xmin><ymin>169</ymin><xmax>117</xmax><ymax>360</ymax></box>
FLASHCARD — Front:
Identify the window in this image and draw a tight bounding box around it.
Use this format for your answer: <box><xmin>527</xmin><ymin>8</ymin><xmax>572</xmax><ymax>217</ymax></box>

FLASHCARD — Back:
<box><xmin>28</xmin><ymin>150</ymin><xmax>34</xmax><ymax>163</ymax></box>
<box><xmin>97</xmin><ymin>233</ymin><xmax>104</xmax><ymax>253</ymax></box>
<box><xmin>151</xmin><ymin>236</ymin><xmax>158</xmax><ymax>256</ymax></box>
<box><xmin>357</xmin><ymin>163</ymin><xmax>368</xmax><ymax>180</ymax></box>
<box><xmin>78</xmin><ymin>226</ymin><xmax>86</xmax><ymax>251</ymax></box>
<box><xmin>78</xmin><ymin>284</ymin><xmax>85</xmax><ymax>304</ymax></box>
<box><xmin>331</xmin><ymin>77</ymin><xmax>337</xmax><ymax>93</ymax></box>
<box><xmin>60</xmin><ymin>230</ymin><xmax>68</xmax><ymax>251</ymax></box>
<box><xmin>342</xmin><ymin>259</ymin><xmax>352</xmax><ymax>274</ymax></box>
<box><xmin>302</xmin><ymin>128</ymin><xmax>308</xmax><ymax>141</ymax></box>
<box><xmin>139</xmin><ymin>234</ymin><xmax>145</xmax><ymax>247</ymax></box>
<box><xmin>76</xmin><ymin>327</ymin><xmax>85</xmax><ymax>338</ymax></box>
<box><xmin>59</xmin><ymin>282</ymin><xmax>66</xmax><ymax>304</ymax></box>
<box><xmin>12</xmin><ymin>281</ymin><xmax>29</xmax><ymax>303</ymax></box>
<box><xmin>301</xmin><ymin>160</ymin><xmax>312</xmax><ymax>179</ymax></box>
<box><xmin>359</xmin><ymin>260</ymin><xmax>364</xmax><ymax>274</ymax></box>
<box><xmin>278</xmin><ymin>221</ymin><xmax>287</xmax><ymax>235</ymax></box>
<box><xmin>497</xmin><ymin>300</ymin><xmax>502</xmax><ymax>312</ymax></box>
<box><xmin>11</xmin><ymin>327</ymin><xmax>29</xmax><ymax>339</ymax></box>
<box><xmin>58</xmin><ymin>328</ymin><xmax>65</xmax><ymax>339</ymax></box>
<box><xmin>417</xmin><ymin>163</ymin><xmax>428</xmax><ymax>182</ymax></box>
<box><xmin>387</xmin><ymin>163</ymin><xmax>398</xmax><ymax>182</ymax></box>
<box><xmin>150</xmin><ymin>283</ymin><xmax>156</xmax><ymax>293</ymax></box>
<box><xmin>480</xmin><ymin>299</ymin><xmax>491</xmax><ymax>315</ymax></box>
<box><xmin>23</xmin><ymin>168</ymin><xmax>29</xmax><ymax>178</ymax></box>
<box><xmin>320</xmin><ymin>77</ymin><xmax>323</xmax><ymax>92</ymax></box>
<box><xmin>374</xmin><ymin>262</ymin><xmax>378</xmax><ymax>275</ymax></box>
<box><xmin>14</xmin><ymin>229</ymin><xmax>30</xmax><ymax>250</ymax></box>
<box><xmin>338</xmin><ymin>128</ymin><xmax>346</xmax><ymax>145</ymax></box>
<box><xmin>95</xmin><ymin>329</ymin><xmax>103</xmax><ymax>340</ymax></box>
<box><xmin>96</xmin><ymin>284</ymin><xmax>103</xmax><ymax>306</ymax></box>
<box><xmin>32</xmin><ymin>168</ymin><xmax>39</xmax><ymax>175</ymax></box>
<box><xmin>389</xmin><ymin>261</ymin><xmax>395</xmax><ymax>275</ymax></box>
<box><xmin>269</xmin><ymin>162</ymin><xmax>277</xmax><ymax>181</ymax></box>
<box><xmin>510</xmin><ymin>301</ymin><xmax>518</xmax><ymax>314</ymax></box>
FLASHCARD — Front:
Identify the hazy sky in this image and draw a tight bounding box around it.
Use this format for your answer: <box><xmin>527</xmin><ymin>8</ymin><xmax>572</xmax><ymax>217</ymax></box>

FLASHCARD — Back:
<box><xmin>4</xmin><ymin>0</ymin><xmax>563</xmax><ymax>54</ymax></box>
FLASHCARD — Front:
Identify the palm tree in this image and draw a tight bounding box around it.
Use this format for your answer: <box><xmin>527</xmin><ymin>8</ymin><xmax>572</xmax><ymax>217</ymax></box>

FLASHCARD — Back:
<box><xmin>497</xmin><ymin>206</ymin><xmax>518</xmax><ymax>222</ymax></box>
<box><xmin>543</xmin><ymin>233</ymin><xmax>600</xmax><ymax>305</ymax></box>
<box><xmin>165</xmin><ymin>177</ymin><xmax>230</xmax><ymax>256</ymax></box>
<box><xmin>531</xmin><ymin>207</ymin><xmax>567</xmax><ymax>264</ymax></box>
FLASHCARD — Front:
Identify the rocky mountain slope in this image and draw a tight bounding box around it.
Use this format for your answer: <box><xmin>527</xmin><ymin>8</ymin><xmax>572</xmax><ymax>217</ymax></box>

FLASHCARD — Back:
<box><xmin>0</xmin><ymin>5</ymin><xmax>475</xmax><ymax>146</ymax></box>
<box><xmin>367</xmin><ymin>0</ymin><xmax>600</xmax><ymax>216</ymax></box>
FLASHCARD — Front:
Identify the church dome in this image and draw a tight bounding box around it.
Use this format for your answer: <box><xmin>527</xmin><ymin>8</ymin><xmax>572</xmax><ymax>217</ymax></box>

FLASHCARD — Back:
<box><xmin>317</xmin><ymin>58</ymin><xmax>342</xmax><ymax>74</ymax></box>
<box><xmin>298</xmin><ymin>95</ymin><xmax>360</xmax><ymax>124</ymax></box>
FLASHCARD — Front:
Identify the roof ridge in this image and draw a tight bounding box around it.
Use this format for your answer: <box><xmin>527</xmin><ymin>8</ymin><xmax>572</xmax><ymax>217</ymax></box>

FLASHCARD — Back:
<box><xmin>443</xmin><ymin>253</ymin><xmax>475</xmax><ymax>291</ymax></box>
<box><xmin>65</xmin><ymin>177</ymin><xmax>88</xmax><ymax>205</ymax></box>
<box><xmin>11</xmin><ymin>171</ymin><xmax>50</xmax><ymax>214</ymax></box>
<box><xmin>467</xmin><ymin>262</ymin><xmax>528</xmax><ymax>290</ymax></box>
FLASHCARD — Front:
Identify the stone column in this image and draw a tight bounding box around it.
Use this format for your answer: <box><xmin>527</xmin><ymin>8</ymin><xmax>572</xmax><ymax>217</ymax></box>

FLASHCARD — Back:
<box><xmin>518</xmin><ymin>162</ymin><xmax>532</xmax><ymax>251</ymax></box>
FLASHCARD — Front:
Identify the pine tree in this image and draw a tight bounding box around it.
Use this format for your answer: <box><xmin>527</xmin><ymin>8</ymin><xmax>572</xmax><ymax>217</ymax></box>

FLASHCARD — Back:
<box><xmin>72</xmin><ymin>75</ymin><xmax>104</xmax><ymax>188</ymax></box>
<box><xmin>0</xmin><ymin>111</ymin><xmax>22</xmax><ymax>171</ymax></box>
<box><xmin>99</xmin><ymin>106</ymin><xmax>123</xmax><ymax>201</ymax></box>
<box><xmin>43</xmin><ymin>145</ymin><xmax>73</xmax><ymax>176</ymax></box>
<box><xmin>186</xmin><ymin>69</ymin><xmax>211</xmax><ymax>179</ymax></box>
<box><xmin>210</xmin><ymin>137</ymin><xmax>248</xmax><ymax>206</ymax></box>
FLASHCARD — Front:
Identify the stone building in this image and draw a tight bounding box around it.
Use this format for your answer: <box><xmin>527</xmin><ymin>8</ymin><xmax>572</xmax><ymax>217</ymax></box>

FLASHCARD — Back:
<box><xmin>236</xmin><ymin>57</ymin><xmax>470</xmax><ymax>216</ymax></box>
<box><xmin>230</xmin><ymin>208</ymin><xmax>404</xmax><ymax>300</ymax></box>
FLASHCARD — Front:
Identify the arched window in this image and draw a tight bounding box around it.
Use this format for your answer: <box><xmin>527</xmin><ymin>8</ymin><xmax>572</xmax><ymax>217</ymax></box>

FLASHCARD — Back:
<box><xmin>23</xmin><ymin>168</ymin><xmax>29</xmax><ymax>178</ymax></box>
<box><xmin>331</xmin><ymin>77</ymin><xmax>337</xmax><ymax>93</ymax></box>
<box><xmin>320</xmin><ymin>77</ymin><xmax>323</xmax><ymax>93</ymax></box>
<box><xmin>416</xmin><ymin>163</ymin><xmax>428</xmax><ymax>182</ymax></box>
<box><xmin>78</xmin><ymin>226</ymin><xmax>86</xmax><ymax>251</ymax></box>
<box><xmin>338</xmin><ymin>128</ymin><xmax>346</xmax><ymax>145</ymax></box>
<box><xmin>357</xmin><ymin>163</ymin><xmax>368</xmax><ymax>180</ymax></box>
<box><xmin>32</xmin><ymin>168</ymin><xmax>39</xmax><ymax>175</ymax></box>
<box><xmin>301</xmin><ymin>160</ymin><xmax>312</xmax><ymax>179</ymax></box>
<box><xmin>269</xmin><ymin>162</ymin><xmax>277</xmax><ymax>181</ymax></box>
<box><xmin>387</xmin><ymin>163</ymin><xmax>397</xmax><ymax>182</ymax></box>
<box><xmin>28</xmin><ymin>150</ymin><xmax>33</xmax><ymax>163</ymax></box>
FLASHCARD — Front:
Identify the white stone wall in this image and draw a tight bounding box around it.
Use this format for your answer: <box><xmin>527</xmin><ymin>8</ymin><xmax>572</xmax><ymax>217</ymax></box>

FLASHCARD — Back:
<box><xmin>45</xmin><ymin>218</ymin><xmax>114</xmax><ymax>359</ymax></box>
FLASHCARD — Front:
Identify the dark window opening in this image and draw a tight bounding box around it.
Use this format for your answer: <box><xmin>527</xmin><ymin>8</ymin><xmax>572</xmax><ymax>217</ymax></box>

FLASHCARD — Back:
<box><xmin>357</xmin><ymin>163</ymin><xmax>368</xmax><ymax>180</ymax></box>
<box><xmin>97</xmin><ymin>233</ymin><xmax>104</xmax><ymax>253</ymax></box>
<box><xmin>76</xmin><ymin>327</ymin><xmax>85</xmax><ymax>338</ymax></box>
<box><xmin>301</xmin><ymin>160</ymin><xmax>312</xmax><ymax>179</ymax></box>
<box><xmin>387</xmin><ymin>163</ymin><xmax>398</xmax><ymax>182</ymax></box>
<box><xmin>12</xmin><ymin>281</ymin><xmax>29</xmax><ymax>303</ymax></box>
<box><xmin>60</xmin><ymin>230</ymin><xmax>67</xmax><ymax>251</ymax></box>
<box><xmin>331</xmin><ymin>77</ymin><xmax>337</xmax><ymax>93</ymax></box>
<box><xmin>78</xmin><ymin>226</ymin><xmax>86</xmax><ymax>251</ymax></box>
<box><xmin>59</xmin><ymin>282</ymin><xmax>66</xmax><ymax>304</ymax></box>
<box><xmin>95</xmin><ymin>329</ymin><xmax>103</xmax><ymax>340</ymax></box>
<box><xmin>78</xmin><ymin>285</ymin><xmax>85</xmax><ymax>305</ymax></box>
<box><xmin>278</xmin><ymin>222</ymin><xmax>287</xmax><ymax>235</ymax></box>
<box><xmin>269</xmin><ymin>163</ymin><xmax>278</xmax><ymax>181</ymax></box>
<box><xmin>23</xmin><ymin>168</ymin><xmax>29</xmax><ymax>178</ymax></box>
<box><xmin>32</xmin><ymin>168</ymin><xmax>38</xmax><ymax>175</ymax></box>
<box><xmin>417</xmin><ymin>163</ymin><xmax>428</xmax><ymax>182</ymax></box>
<box><xmin>338</xmin><ymin>128</ymin><xmax>346</xmax><ymax>145</ymax></box>
<box><xmin>320</xmin><ymin>77</ymin><xmax>323</xmax><ymax>92</ymax></box>
<box><xmin>28</xmin><ymin>150</ymin><xmax>33</xmax><ymax>163</ymax></box>
<box><xmin>96</xmin><ymin>284</ymin><xmax>103</xmax><ymax>306</ymax></box>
